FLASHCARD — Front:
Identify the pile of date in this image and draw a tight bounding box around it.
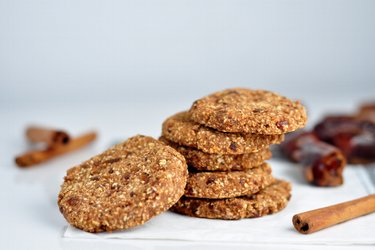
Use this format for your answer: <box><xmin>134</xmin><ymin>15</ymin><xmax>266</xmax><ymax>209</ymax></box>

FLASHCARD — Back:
<box><xmin>281</xmin><ymin>103</ymin><xmax>375</xmax><ymax>187</ymax></box>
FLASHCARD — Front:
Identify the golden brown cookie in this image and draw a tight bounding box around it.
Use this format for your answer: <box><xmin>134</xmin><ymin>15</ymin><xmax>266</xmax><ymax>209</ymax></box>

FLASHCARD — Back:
<box><xmin>171</xmin><ymin>179</ymin><xmax>291</xmax><ymax>219</ymax></box>
<box><xmin>161</xmin><ymin>111</ymin><xmax>284</xmax><ymax>154</ymax></box>
<box><xmin>185</xmin><ymin>163</ymin><xmax>275</xmax><ymax>198</ymax></box>
<box><xmin>58</xmin><ymin>135</ymin><xmax>188</xmax><ymax>233</ymax></box>
<box><xmin>189</xmin><ymin>88</ymin><xmax>307</xmax><ymax>134</ymax></box>
<box><xmin>160</xmin><ymin>136</ymin><xmax>272</xmax><ymax>171</ymax></box>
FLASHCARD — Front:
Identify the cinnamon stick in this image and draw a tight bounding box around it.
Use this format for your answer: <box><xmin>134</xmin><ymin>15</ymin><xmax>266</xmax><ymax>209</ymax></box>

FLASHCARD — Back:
<box><xmin>15</xmin><ymin>132</ymin><xmax>97</xmax><ymax>167</ymax></box>
<box><xmin>293</xmin><ymin>194</ymin><xmax>375</xmax><ymax>234</ymax></box>
<box><xmin>26</xmin><ymin>126</ymin><xmax>70</xmax><ymax>147</ymax></box>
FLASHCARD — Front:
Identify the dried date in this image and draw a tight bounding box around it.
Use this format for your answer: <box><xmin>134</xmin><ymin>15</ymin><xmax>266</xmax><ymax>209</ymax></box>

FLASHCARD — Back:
<box><xmin>281</xmin><ymin>132</ymin><xmax>346</xmax><ymax>187</ymax></box>
<box><xmin>313</xmin><ymin>116</ymin><xmax>375</xmax><ymax>164</ymax></box>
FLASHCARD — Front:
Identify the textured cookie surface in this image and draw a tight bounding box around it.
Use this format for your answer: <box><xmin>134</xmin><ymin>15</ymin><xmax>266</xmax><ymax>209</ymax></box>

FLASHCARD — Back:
<box><xmin>171</xmin><ymin>180</ymin><xmax>291</xmax><ymax>219</ymax></box>
<box><xmin>58</xmin><ymin>135</ymin><xmax>188</xmax><ymax>233</ymax></box>
<box><xmin>189</xmin><ymin>88</ymin><xmax>307</xmax><ymax>134</ymax></box>
<box><xmin>160</xmin><ymin>136</ymin><xmax>271</xmax><ymax>171</ymax></box>
<box><xmin>162</xmin><ymin>111</ymin><xmax>284</xmax><ymax>154</ymax></box>
<box><xmin>185</xmin><ymin>163</ymin><xmax>275</xmax><ymax>198</ymax></box>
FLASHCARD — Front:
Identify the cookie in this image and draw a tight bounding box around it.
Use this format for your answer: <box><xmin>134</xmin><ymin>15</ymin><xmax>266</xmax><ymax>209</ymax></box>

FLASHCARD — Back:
<box><xmin>160</xmin><ymin>136</ymin><xmax>271</xmax><ymax>171</ymax></box>
<box><xmin>162</xmin><ymin>111</ymin><xmax>284</xmax><ymax>154</ymax></box>
<box><xmin>171</xmin><ymin>179</ymin><xmax>291</xmax><ymax>219</ymax></box>
<box><xmin>185</xmin><ymin>163</ymin><xmax>275</xmax><ymax>198</ymax></box>
<box><xmin>189</xmin><ymin>88</ymin><xmax>307</xmax><ymax>134</ymax></box>
<box><xmin>58</xmin><ymin>135</ymin><xmax>188</xmax><ymax>233</ymax></box>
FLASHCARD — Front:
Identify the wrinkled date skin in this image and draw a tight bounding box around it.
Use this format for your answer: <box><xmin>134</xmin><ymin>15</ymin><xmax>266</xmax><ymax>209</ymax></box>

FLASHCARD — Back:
<box><xmin>313</xmin><ymin>116</ymin><xmax>375</xmax><ymax>164</ymax></box>
<box><xmin>281</xmin><ymin>132</ymin><xmax>346</xmax><ymax>187</ymax></box>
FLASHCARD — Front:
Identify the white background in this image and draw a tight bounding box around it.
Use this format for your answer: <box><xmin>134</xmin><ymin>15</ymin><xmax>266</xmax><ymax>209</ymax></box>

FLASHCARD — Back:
<box><xmin>1</xmin><ymin>1</ymin><xmax>375</xmax><ymax>250</ymax></box>
<box><xmin>1</xmin><ymin>0</ymin><xmax>374</xmax><ymax>104</ymax></box>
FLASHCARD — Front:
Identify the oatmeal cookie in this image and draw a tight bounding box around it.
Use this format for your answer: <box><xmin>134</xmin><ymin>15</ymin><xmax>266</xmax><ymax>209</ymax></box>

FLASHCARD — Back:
<box><xmin>58</xmin><ymin>135</ymin><xmax>188</xmax><ymax>232</ymax></box>
<box><xmin>185</xmin><ymin>163</ymin><xmax>275</xmax><ymax>198</ymax></box>
<box><xmin>171</xmin><ymin>180</ymin><xmax>291</xmax><ymax>219</ymax></box>
<box><xmin>160</xmin><ymin>136</ymin><xmax>271</xmax><ymax>171</ymax></box>
<box><xmin>162</xmin><ymin>111</ymin><xmax>283</xmax><ymax>154</ymax></box>
<box><xmin>189</xmin><ymin>88</ymin><xmax>307</xmax><ymax>134</ymax></box>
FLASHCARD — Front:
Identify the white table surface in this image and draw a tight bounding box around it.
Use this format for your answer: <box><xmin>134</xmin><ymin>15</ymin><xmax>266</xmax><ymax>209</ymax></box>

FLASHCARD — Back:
<box><xmin>1</xmin><ymin>97</ymin><xmax>374</xmax><ymax>250</ymax></box>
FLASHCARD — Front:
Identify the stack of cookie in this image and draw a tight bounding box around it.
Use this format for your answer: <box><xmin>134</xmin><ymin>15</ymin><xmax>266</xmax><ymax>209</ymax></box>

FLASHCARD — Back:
<box><xmin>160</xmin><ymin>88</ymin><xmax>307</xmax><ymax>219</ymax></box>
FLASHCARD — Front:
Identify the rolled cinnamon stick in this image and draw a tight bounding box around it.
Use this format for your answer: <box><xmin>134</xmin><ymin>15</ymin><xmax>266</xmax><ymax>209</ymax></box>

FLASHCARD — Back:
<box><xmin>15</xmin><ymin>131</ymin><xmax>97</xmax><ymax>167</ymax></box>
<box><xmin>293</xmin><ymin>194</ymin><xmax>375</xmax><ymax>234</ymax></box>
<box><xmin>26</xmin><ymin>126</ymin><xmax>70</xmax><ymax>147</ymax></box>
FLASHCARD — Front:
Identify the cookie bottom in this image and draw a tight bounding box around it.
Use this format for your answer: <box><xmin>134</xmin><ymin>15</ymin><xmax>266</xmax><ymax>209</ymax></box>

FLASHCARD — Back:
<box><xmin>170</xmin><ymin>180</ymin><xmax>291</xmax><ymax>220</ymax></box>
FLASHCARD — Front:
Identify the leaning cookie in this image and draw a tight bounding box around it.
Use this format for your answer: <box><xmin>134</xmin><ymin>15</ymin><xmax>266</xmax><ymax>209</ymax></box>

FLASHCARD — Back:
<box><xmin>171</xmin><ymin>180</ymin><xmax>291</xmax><ymax>220</ymax></box>
<box><xmin>189</xmin><ymin>88</ymin><xmax>307</xmax><ymax>134</ymax></box>
<box><xmin>58</xmin><ymin>135</ymin><xmax>188</xmax><ymax>233</ymax></box>
<box><xmin>185</xmin><ymin>163</ymin><xmax>275</xmax><ymax>199</ymax></box>
<box><xmin>162</xmin><ymin>111</ymin><xmax>284</xmax><ymax>154</ymax></box>
<box><xmin>160</xmin><ymin>136</ymin><xmax>271</xmax><ymax>171</ymax></box>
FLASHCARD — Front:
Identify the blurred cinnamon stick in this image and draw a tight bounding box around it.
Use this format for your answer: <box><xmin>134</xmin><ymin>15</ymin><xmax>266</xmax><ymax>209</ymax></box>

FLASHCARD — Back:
<box><xmin>26</xmin><ymin>126</ymin><xmax>70</xmax><ymax>147</ymax></box>
<box><xmin>15</xmin><ymin>132</ymin><xmax>97</xmax><ymax>167</ymax></box>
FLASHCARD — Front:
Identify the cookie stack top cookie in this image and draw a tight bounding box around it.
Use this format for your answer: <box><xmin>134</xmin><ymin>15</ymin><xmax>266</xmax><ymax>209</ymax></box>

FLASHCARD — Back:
<box><xmin>189</xmin><ymin>88</ymin><xmax>307</xmax><ymax>134</ymax></box>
